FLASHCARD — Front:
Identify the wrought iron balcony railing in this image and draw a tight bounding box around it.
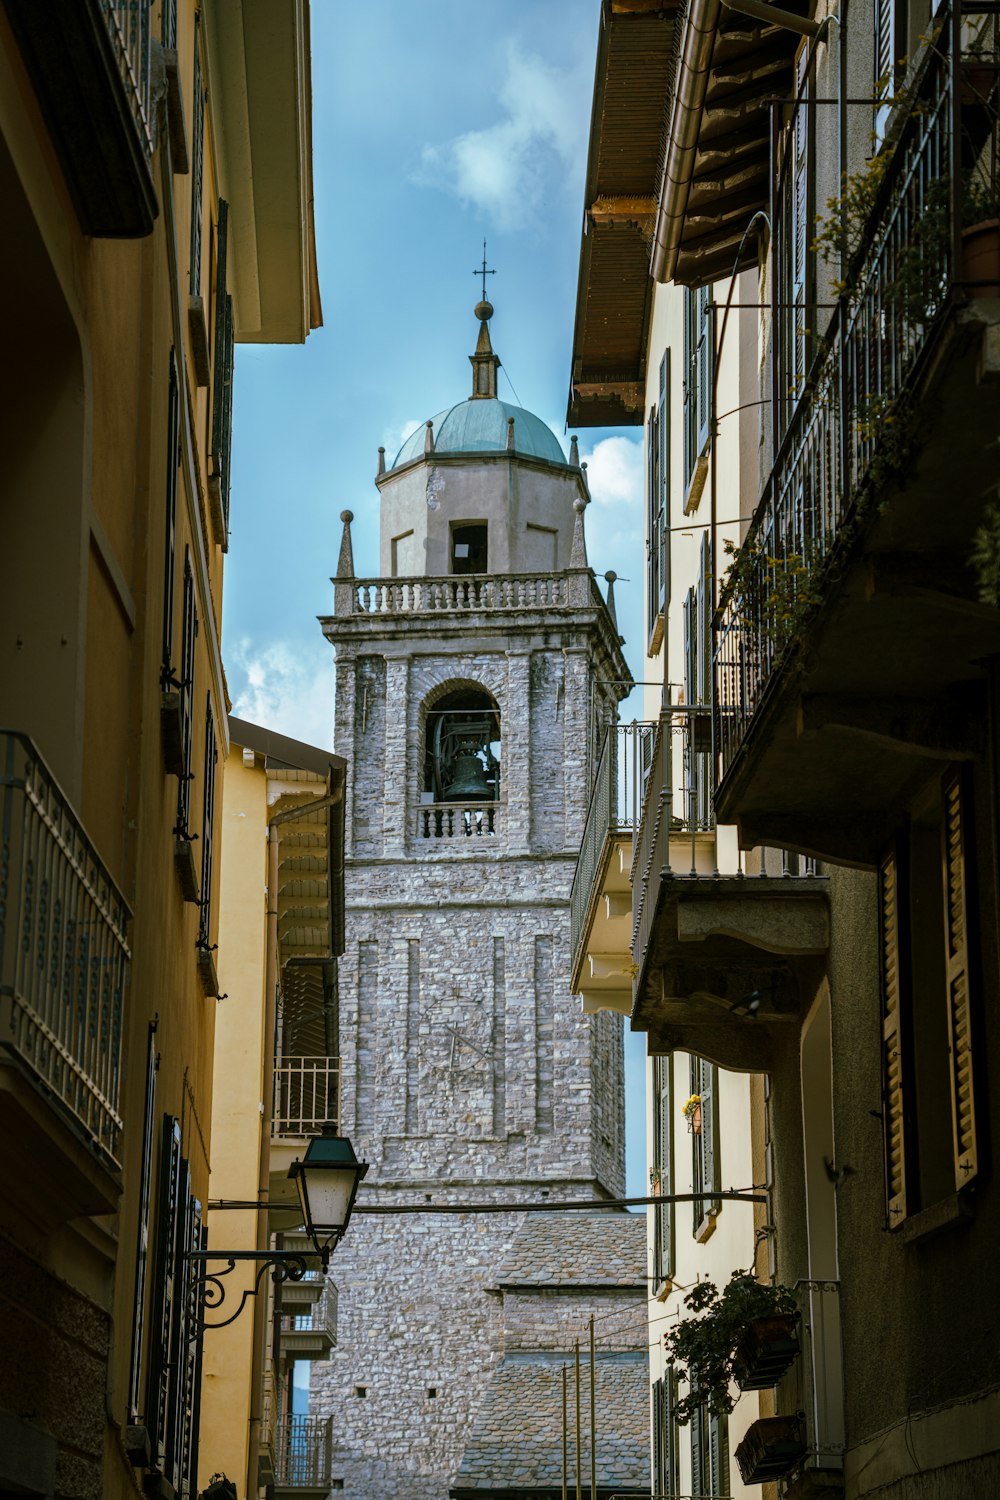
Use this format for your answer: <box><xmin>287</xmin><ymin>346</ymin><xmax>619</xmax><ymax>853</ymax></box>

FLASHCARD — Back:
<box><xmin>274</xmin><ymin>1414</ymin><xmax>334</xmax><ymax>1488</ymax></box>
<box><xmin>0</xmin><ymin>732</ymin><xmax>130</xmax><ymax>1164</ymax></box>
<box><xmin>570</xmin><ymin>721</ymin><xmax>657</xmax><ymax>975</ymax></box>
<box><xmin>716</xmin><ymin>1</ymin><xmax>990</xmax><ymax>776</ymax></box>
<box><xmin>272</xmin><ymin>1055</ymin><xmax>341</xmax><ymax>1137</ymax></box>
<box><xmin>280</xmin><ymin>1280</ymin><xmax>338</xmax><ymax>1342</ymax></box>
<box><xmin>100</xmin><ymin>0</ymin><xmax>153</xmax><ymax>156</ymax></box>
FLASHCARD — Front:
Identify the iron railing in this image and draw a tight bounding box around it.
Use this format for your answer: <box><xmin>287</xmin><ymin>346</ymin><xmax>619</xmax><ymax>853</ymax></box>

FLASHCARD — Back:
<box><xmin>272</xmin><ymin>1056</ymin><xmax>341</xmax><ymax>1136</ymax></box>
<box><xmin>0</xmin><ymin>732</ymin><xmax>130</xmax><ymax>1163</ymax></box>
<box><xmin>570</xmin><ymin>721</ymin><xmax>657</xmax><ymax>973</ymax></box>
<box><xmin>100</xmin><ymin>0</ymin><xmax>153</xmax><ymax>156</ymax></box>
<box><xmin>274</xmin><ymin>1414</ymin><xmax>334</xmax><ymax>1488</ymax></box>
<box><xmin>281</xmin><ymin>1280</ymin><xmax>338</xmax><ymax>1341</ymax></box>
<box><xmin>716</xmin><ymin>4</ymin><xmax>985</xmax><ymax>773</ymax></box>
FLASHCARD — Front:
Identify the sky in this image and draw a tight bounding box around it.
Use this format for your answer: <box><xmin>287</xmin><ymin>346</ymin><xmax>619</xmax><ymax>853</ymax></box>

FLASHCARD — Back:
<box><xmin>222</xmin><ymin>0</ymin><xmax>648</xmax><ymax>1198</ymax></box>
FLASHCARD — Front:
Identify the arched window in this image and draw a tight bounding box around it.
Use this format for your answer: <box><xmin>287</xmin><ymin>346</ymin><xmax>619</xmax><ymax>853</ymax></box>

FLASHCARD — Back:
<box><xmin>424</xmin><ymin>687</ymin><xmax>501</xmax><ymax>804</ymax></box>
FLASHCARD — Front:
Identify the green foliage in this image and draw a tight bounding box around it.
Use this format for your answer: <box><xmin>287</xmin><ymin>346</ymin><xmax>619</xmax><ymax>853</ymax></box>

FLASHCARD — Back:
<box><xmin>972</xmin><ymin>496</ymin><xmax>1000</xmax><ymax>607</ymax></box>
<box><xmin>664</xmin><ymin>1270</ymin><xmax>797</xmax><ymax>1425</ymax></box>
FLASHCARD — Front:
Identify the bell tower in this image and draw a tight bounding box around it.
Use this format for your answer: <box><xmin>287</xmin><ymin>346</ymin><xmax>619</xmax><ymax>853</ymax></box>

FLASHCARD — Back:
<box><xmin>312</xmin><ymin>304</ymin><xmax>632</xmax><ymax>1500</ymax></box>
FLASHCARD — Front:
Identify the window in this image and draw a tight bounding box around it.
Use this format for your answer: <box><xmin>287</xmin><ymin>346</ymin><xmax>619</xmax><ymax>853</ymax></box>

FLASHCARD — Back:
<box><xmin>189</xmin><ymin>15</ymin><xmax>204</xmax><ymax>298</ymax></box>
<box><xmin>647</xmin><ymin>351</ymin><xmax>670</xmax><ymax>652</ymax></box>
<box><xmin>210</xmin><ymin>199</ymin><xmax>235</xmax><ymax>541</ymax></box>
<box><xmin>652</xmin><ymin>1369</ymin><xmax>680</xmax><ymax>1498</ymax></box>
<box><xmin>776</xmin><ymin>45</ymin><xmax>813</xmax><ymax>440</ymax></box>
<box><xmin>128</xmin><ymin>1022</ymin><xmax>159</xmax><ymax>1422</ymax></box>
<box><xmin>691</xmin><ymin>1054</ymin><xmax>721</xmax><ymax>1239</ymax></box>
<box><xmin>683</xmin><ymin>287</ymin><xmax>711</xmax><ymax>490</ymax></box>
<box><xmin>174</xmin><ymin>550</ymin><xmax>198</xmax><ymax>839</ymax></box>
<box><xmin>451</xmin><ymin>522</ymin><xmax>488</xmax><ymax>574</ymax></box>
<box><xmin>682</xmin><ymin>535</ymin><xmax>713</xmax><ymax>831</ymax></box>
<box><xmin>161</xmin><ymin>350</ymin><xmax>180</xmax><ymax>683</ymax></box>
<box><xmin>146</xmin><ymin>1117</ymin><xmax>205</xmax><ymax>1497</ymax></box>
<box><xmin>879</xmin><ymin>766</ymin><xmax>979</xmax><ymax>1226</ymax></box>
<box><xmin>691</xmin><ymin>1396</ymin><xmax>730</xmax><ymax>1497</ymax></box>
<box><xmin>198</xmin><ymin>696</ymin><xmax>218</xmax><ymax>951</ymax></box>
<box><xmin>651</xmin><ymin>1055</ymin><xmax>675</xmax><ymax>1285</ymax></box>
<box><xmin>161</xmin><ymin>0</ymin><xmax>177</xmax><ymax>47</ymax></box>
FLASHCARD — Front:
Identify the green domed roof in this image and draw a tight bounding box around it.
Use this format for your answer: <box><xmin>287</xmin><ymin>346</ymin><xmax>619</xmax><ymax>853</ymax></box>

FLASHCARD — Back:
<box><xmin>391</xmin><ymin>399</ymin><xmax>567</xmax><ymax>470</ymax></box>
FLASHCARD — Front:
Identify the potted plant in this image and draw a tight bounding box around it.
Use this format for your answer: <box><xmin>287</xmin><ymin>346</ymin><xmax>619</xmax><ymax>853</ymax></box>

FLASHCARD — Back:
<box><xmin>735</xmin><ymin>1414</ymin><xmax>808</xmax><ymax>1483</ymax></box>
<box><xmin>681</xmin><ymin>1093</ymin><xmax>702</xmax><ymax>1135</ymax></box>
<box><xmin>663</xmin><ymin>1270</ymin><xmax>799</xmax><ymax>1424</ymax></box>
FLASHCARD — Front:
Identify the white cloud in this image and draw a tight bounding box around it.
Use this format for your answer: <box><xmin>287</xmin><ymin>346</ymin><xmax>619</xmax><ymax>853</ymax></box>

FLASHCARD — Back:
<box><xmin>381</xmin><ymin>418</ymin><xmax>424</xmax><ymax>463</ymax></box>
<box><xmin>416</xmin><ymin>44</ymin><xmax>588</xmax><ymax>229</ymax></box>
<box><xmin>580</xmin><ymin>435</ymin><xmax>644</xmax><ymax>511</ymax></box>
<box><xmin>228</xmin><ymin>637</ymin><xmax>335</xmax><ymax>753</ymax></box>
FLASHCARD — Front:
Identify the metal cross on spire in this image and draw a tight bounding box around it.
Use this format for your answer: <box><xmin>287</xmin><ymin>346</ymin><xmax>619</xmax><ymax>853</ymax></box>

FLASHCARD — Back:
<box><xmin>473</xmin><ymin>239</ymin><xmax>496</xmax><ymax>301</ymax></box>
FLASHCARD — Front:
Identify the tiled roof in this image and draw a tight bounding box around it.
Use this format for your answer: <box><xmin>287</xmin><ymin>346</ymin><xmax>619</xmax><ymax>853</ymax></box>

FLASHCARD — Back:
<box><xmin>451</xmin><ymin>1353</ymin><xmax>651</xmax><ymax>1495</ymax></box>
<box><xmin>495</xmin><ymin>1211</ymin><xmax>647</xmax><ymax>1289</ymax></box>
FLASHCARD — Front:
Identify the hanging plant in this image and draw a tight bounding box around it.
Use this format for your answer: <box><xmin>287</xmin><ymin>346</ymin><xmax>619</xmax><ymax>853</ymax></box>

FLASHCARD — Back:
<box><xmin>664</xmin><ymin>1271</ymin><xmax>798</xmax><ymax>1424</ymax></box>
<box><xmin>681</xmin><ymin>1093</ymin><xmax>702</xmax><ymax>1135</ymax></box>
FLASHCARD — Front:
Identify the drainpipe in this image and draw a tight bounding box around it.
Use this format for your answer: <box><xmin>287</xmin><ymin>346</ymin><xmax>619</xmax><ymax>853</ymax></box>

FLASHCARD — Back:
<box><xmin>651</xmin><ymin>0</ymin><xmax>722</xmax><ymax>283</ymax></box>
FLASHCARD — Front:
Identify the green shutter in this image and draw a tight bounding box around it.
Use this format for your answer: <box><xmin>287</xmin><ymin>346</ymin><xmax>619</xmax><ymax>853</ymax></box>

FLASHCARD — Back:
<box><xmin>146</xmin><ymin>1117</ymin><xmax>182</xmax><ymax>1466</ymax></box>
<box><xmin>690</xmin><ymin>1399</ymin><xmax>705</xmax><ymax>1497</ymax></box>
<box><xmin>189</xmin><ymin>17</ymin><xmax>204</xmax><ymax>296</ymax></box>
<box><xmin>198</xmin><ymin>696</ymin><xmax>218</xmax><ymax>948</ymax></box>
<box><xmin>651</xmin><ymin>1379</ymin><xmax>663</xmax><ymax>1496</ymax></box>
<box><xmin>128</xmin><ymin>1024</ymin><xmax>159</xmax><ymax>1421</ymax></box>
<box><xmin>211</xmin><ymin>199</ymin><xmax>230</xmax><ymax>475</ymax></box>
<box><xmin>700</xmin><ymin>1057</ymin><xmax>721</xmax><ymax>1218</ymax></box>
<box><xmin>161</xmin><ymin>349</ymin><xmax>179</xmax><ymax>677</ymax></box>
<box><xmin>709</xmin><ymin>1410</ymin><xmax>730</xmax><ymax>1496</ymax></box>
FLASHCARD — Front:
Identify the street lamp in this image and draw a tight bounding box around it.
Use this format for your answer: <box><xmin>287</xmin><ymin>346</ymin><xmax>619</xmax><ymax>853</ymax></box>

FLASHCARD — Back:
<box><xmin>189</xmin><ymin>1124</ymin><xmax>369</xmax><ymax>1330</ymax></box>
<box><xmin>288</xmin><ymin>1121</ymin><xmax>369</xmax><ymax>1269</ymax></box>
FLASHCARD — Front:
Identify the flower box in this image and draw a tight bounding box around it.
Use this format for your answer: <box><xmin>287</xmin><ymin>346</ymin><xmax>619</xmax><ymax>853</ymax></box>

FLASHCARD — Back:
<box><xmin>735</xmin><ymin>1415</ymin><xmax>808</xmax><ymax>1483</ymax></box>
<box><xmin>733</xmin><ymin>1311</ymin><xmax>801</xmax><ymax>1390</ymax></box>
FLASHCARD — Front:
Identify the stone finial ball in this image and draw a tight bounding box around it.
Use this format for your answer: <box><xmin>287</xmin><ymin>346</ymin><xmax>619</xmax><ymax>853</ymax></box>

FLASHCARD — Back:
<box><xmin>605</xmin><ymin>570</ymin><xmax>617</xmax><ymax>583</ymax></box>
<box><xmin>475</xmin><ymin>299</ymin><xmax>494</xmax><ymax>321</ymax></box>
<box><xmin>574</xmin><ymin>499</ymin><xmax>586</xmax><ymax>515</ymax></box>
<box><xmin>340</xmin><ymin>510</ymin><xmax>354</xmax><ymax>524</ymax></box>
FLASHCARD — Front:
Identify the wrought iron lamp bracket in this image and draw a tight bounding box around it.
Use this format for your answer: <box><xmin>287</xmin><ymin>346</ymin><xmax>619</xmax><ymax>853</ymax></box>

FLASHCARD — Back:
<box><xmin>187</xmin><ymin>1247</ymin><xmax>331</xmax><ymax>1331</ymax></box>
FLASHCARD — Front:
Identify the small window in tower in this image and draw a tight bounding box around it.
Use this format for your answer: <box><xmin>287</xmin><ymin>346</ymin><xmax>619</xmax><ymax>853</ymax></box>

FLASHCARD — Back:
<box><xmin>355</xmin><ymin>1385</ymin><xmax>368</xmax><ymax>1398</ymax></box>
<box><xmin>451</xmin><ymin>522</ymin><xmax>488</xmax><ymax>574</ymax></box>
<box><xmin>427</xmin><ymin>1387</ymin><xmax>438</xmax><ymax>1399</ymax></box>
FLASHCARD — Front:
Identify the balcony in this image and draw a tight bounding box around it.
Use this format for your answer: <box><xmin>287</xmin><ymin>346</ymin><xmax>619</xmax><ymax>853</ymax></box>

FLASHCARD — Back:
<box><xmin>280</xmin><ymin>1280</ymin><xmax>337</xmax><ymax>1361</ymax></box>
<box><xmin>274</xmin><ymin>1414</ymin><xmax>335</xmax><ymax>1500</ymax></box>
<box><xmin>3</xmin><ymin>0</ymin><xmax>158</xmax><ymax>236</ymax></box>
<box><xmin>714</xmin><ymin>0</ymin><xmax>1000</xmax><ymax>863</ymax></box>
<box><xmin>269</xmin><ymin>1055</ymin><xmax>341</xmax><ymax>1229</ymax></box>
<box><xmin>630</xmin><ymin>710</ymin><xmax>828</xmax><ymax>1073</ymax></box>
<box><xmin>570</xmin><ymin>721</ymin><xmax>656</xmax><ymax>1015</ymax></box>
<box><xmin>0</xmin><ymin>732</ymin><xmax>129</xmax><ymax>1222</ymax></box>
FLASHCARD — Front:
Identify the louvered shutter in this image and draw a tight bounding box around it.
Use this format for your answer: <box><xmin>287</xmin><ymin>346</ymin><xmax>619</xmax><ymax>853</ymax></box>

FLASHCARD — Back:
<box><xmin>175</xmin><ymin>1196</ymin><xmax>206</xmax><ymax>1499</ymax></box>
<box><xmin>162</xmin><ymin>350</ymin><xmax>179</xmax><ymax>677</ymax></box>
<box><xmin>128</xmin><ymin>1025</ymin><xmax>158</xmax><ymax>1421</ymax></box>
<box><xmin>666</xmin><ymin>1368</ymin><xmax>680</xmax><ymax>1496</ymax></box>
<box><xmin>653</xmin><ymin>1056</ymin><xmax>675</xmax><ymax>1280</ymax></box>
<box><xmin>211</xmin><ymin>200</ymin><xmax>230</xmax><ymax>489</ymax></box>
<box><xmin>147</xmin><ymin>1117</ymin><xmax>182</xmax><ymax>1467</ymax></box>
<box><xmin>647</xmin><ymin>405</ymin><xmax>659</xmax><ymax>632</ymax></box>
<box><xmin>175</xmin><ymin>551</ymin><xmax>197</xmax><ymax>835</ymax></box>
<box><xmin>683</xmin><ymin>290</ymin><xmax>696</xmax><ymax>486</ymax></box>
<box><xmin>941</xmin><ymin>768</ymin><xmax>978</xmax><ymax>1186</ymax></box>
<box><xmin>658</xmin><ymin>352</ymin><xmax>670</xmax><ymax>613</ymax></box>
<box><xmin>652</xmin><ymin>1380</ymin><xmax>664</xmax><ymax>1497</ymax></box>
<box><xmin>690</xmin><ymin>1399</ymin><xmax>705</xmax><ymax>1497</ymax></box>
<box><xmin>697</xmin><ymin>287</ymin><xmax>711</xmax><ymax>454</ymax></box>
<box><xmin>791</xmin><ymin>47</ymin><xmax>810</xmax><ymax>397</ymax></box>
<box><xmin>709</xmin><ymin>1411</ymin><xmax>730</xmax><ymax>1496</ymax></box>
<box><xmin>700</xmin><ymin>1057</ymin><xmax>721</xmax><ymax>1217</ymax></box>
<box><xmin>878</xmin><ymin>846</ymin><xmax>909</xmax><ymax>1223</ymax></box>
<box><xmin>199</xmin><ymin>695</ymin><xmax>217</xmax><ymax>947</ymax></box>
<box><xmin>189</xmin><ymin>18</ymin><xmax>204</xmax><ymax>296</ymax></box>
<box><xmin>875</xmin><ymin>0</ymin><xmax>896</xmax><ymax>102</ymax></box>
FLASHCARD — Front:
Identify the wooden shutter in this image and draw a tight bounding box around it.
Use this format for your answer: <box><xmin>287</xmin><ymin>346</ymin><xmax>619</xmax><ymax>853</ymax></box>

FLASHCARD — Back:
<box><xmin>875</xmin><ymin>0</ymin><xmax>896</xmax><ymax>100</ymax></box>
<box><xmin>211</xmin><ymin>200</ymin><xmax>231</xmax><ymax>508</ymax></box>
<box><xmin>666</xmin><ymin>1367</ymin><xmax>680</xmax><ymax>1497</ymax></box>
<box><xmin>709</xmin><ymin>1410</ymin><xmax>730</xmax><ymax>1496</ymax></box>
<box><xmin>199</xmin><ymin>696</ymin><xmax>217</xmax><ymax>948</ymax></box>
<box><xmin>128</xmin><ymin>1023</ymin><xmax>159</xmax><ymax>1421</ymax></box>
<box><xmin>189</xmin><ymin>17</ymin><xmax>204</xmax><ymax>296</ymax></box>
<box><xmin>683</xmin><ymin>290</ymin><xmax>696</xmax><ymax>486</ymax></box>
<box><xmin>175</xmin><ymin>550</ymin><xmax>198</xmax><ymax>835</ymax></box>
<box><xmin>696</xmin><ymin>287</ymin><xmax>711</xmax><ymax>455</ymax></box>
<box><xmin>658</xmin><ymin>352</ymin><xmax>670</xmax><ymax>615</ymax></box>
<box><xmin>651</xmin><ymin>1379</ymin><xmax>663</xmax><ymax>1497</ymax></box>
<box><xmin>879</xmin><ymin>845</ymin><xmax>909</xmax><ymax>1223</ymax></box>
<box><xmin>690</xmin><ymin>1398</ymin><xmax>705</xmax><ymax>1497</ymax></box>
<box><xmin>653</xmin><ymin>1056</ymin><xmax>675</xmax><ymax>1281</ymax></box>
<box><xmin>700</xmin><ymin>1057</ymin><xmax>721</xmax><ymax>1218</ymax></box>
<box><xmin>147</xmin><ymin>1117</ymin><xmax>182</xmax><ymax>1467</ymax></box>
<box><xmin>161</xmin><ymin>350</ymin><xmax>179</xmax><ymax>677</ymax></box>
<box><xmin>941</xmin><ymin>768</ymin><xmax>978</xmax><ymax>1186</ymax></box>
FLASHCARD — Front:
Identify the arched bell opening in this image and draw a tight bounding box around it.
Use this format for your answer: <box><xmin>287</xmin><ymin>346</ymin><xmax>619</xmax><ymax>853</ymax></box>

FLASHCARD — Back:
<box><xmin>423</xmin><ymin>687</ymin><xmax>501</xmax><ymax>804</ymax></box>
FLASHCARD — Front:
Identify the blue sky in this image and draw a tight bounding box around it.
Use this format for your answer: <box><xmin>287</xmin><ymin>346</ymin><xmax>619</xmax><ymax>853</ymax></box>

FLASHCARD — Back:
<box><xmin>223</xmin><ymin>0</ymin><xmax>648</xmax><ymax>1198</ymax></box>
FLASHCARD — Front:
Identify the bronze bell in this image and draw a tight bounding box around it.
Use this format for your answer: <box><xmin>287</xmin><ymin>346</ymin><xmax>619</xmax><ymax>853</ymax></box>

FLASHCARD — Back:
<box><xmin>444</xmin><ymin>751</ymin><xmax>491</xmax><ymax>802</ymax></box>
